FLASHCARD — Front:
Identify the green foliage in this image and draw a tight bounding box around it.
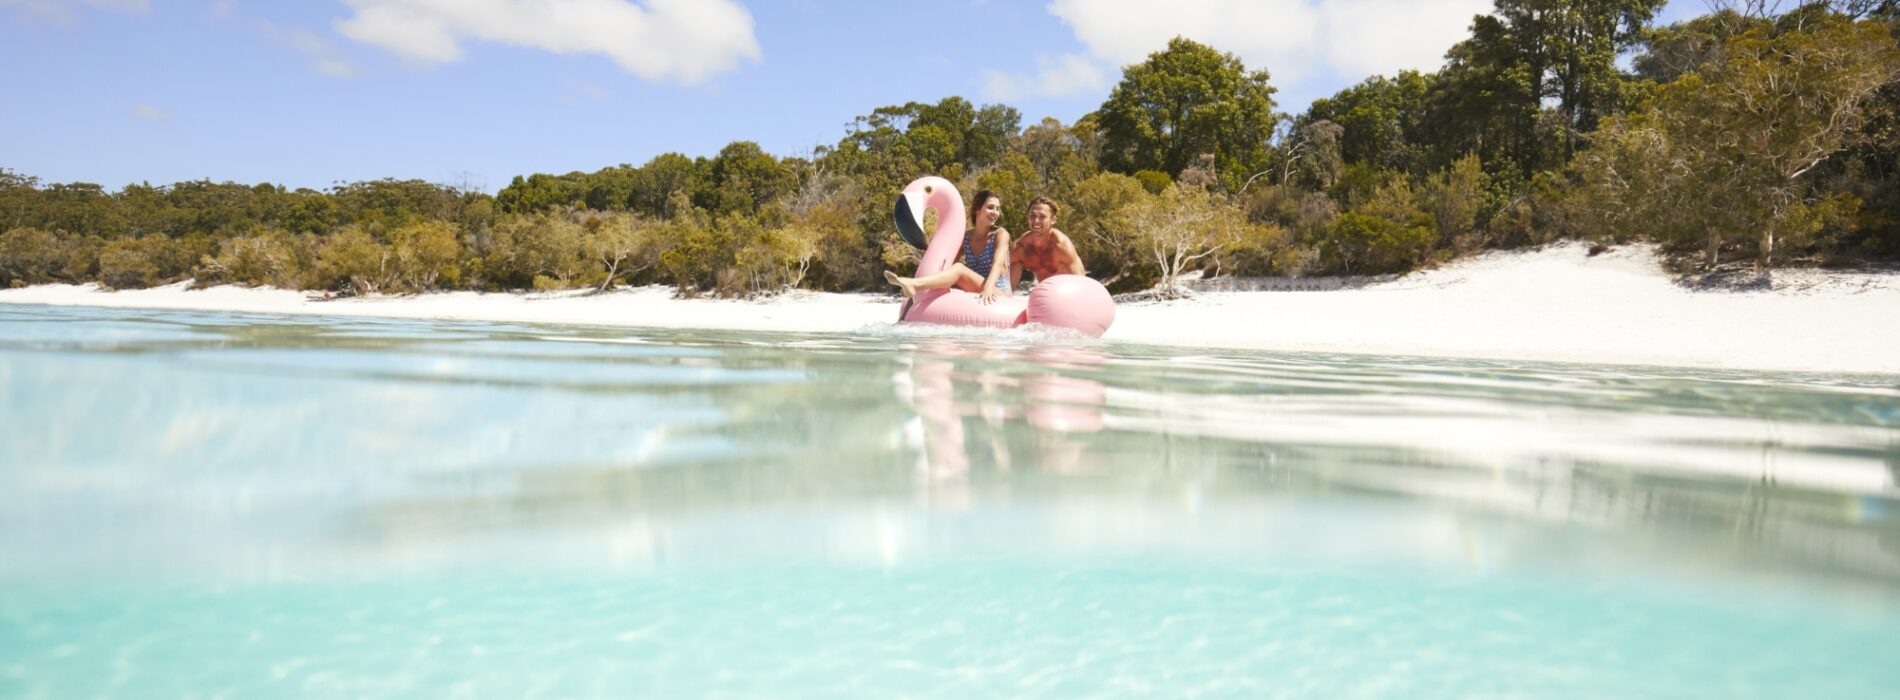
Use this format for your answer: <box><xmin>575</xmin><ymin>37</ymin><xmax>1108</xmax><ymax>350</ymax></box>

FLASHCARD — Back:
<box><xmin>630</xmin><ymin>153</ymin><xmax>710</xmax><ymax>218</ymax></box>
<box><xmin>656</xmin><ymin>195</ymin><xmax>736</xmax><ymax>296</ymax></box>
<box><xmin>580</xmin><ymin>211</ymin><xmax>663</xmax><ymax>292</ymax></box>
<box><xmin>97</xmin><ymin>236</ymin><xmax>166</xmax><ymax>289</ymax></box>
<box><xmin>1488</xmin><ymin>170</ymin><xmax>1585</xmax><ymax>248</ymax></box>
<box><xmin>1013</xmin><ymin>117</ymin><xmax>1100</xmax><ymax>204</ymax></box>
<box><xmin>1420</xmin><ymin>154</ymin><xmax>1492</xmax><ymax>253</ymax></box>
<box><xmin>784</xmin><ymin>173</ymin><xmax>873</xmax><ymax>291</ymax></box>
<box><xmin>1067</xmin><ymin>172</ymin><xmax>1151</xmax><ymax>287</ymax></box>
<box><xmin>388</xmin><ymin>220</ymin><xmax>463</xmax><ymax>291</ymax></box>
<box><xmin>197</xmin><ymin>230</ymin><xmax>311</xmax><ymax>289</ymax></box>
<box><xmin>1304</xmin><ymin>71</ymin><xmax>1434</xmax><ymax>174</ymax></box>
<box><xmin>1215</xmin><ymin>220</ymin><xmax>1296</xmax><ymax>278</ymax></box>
<box><xmin>1115</xmin><ymin>184</ymin><xmax>1253</xmax><ymax>293</ymax></box>
<box><xmin>495</xmin><ymin>173</ymin><xmax>583</xmax><ymax>215</ymax></box>
<box><xmin>703</xmin><ymin>141</ymin><xmax>797</xmax><ymax>216</ymax></box>
<box><xmin>475</xmin><ymin>211</ymin><xmax>590</xmax><ymax>290</ymax></box>
<box><xmin>1097</xmin><ymin>37</ymin><xmax>1278</xmax><ymax>188</ymax></box>
<box><xmin>315</xmin><ymin>226</ymin><xmax>392</xmax><ymax>294</ymax></box>
<box><xmin>0</xmin><ymin>227</ymin><xmax>73</xmax><ymax>287</ymax></box>
<box><xmin>1576</xmin><ymin>12</ymin><xmax>1900</xmax><ymax>266</ymax></box>
<box><xmin>1433</xmin><ymin>0</ymin><xmax>1666</xmax><ymax>176</ymax></box>
<box><xmin>1132</xmin><ymin>171</ymin><xmax>1171</xmax><ymax>195</ymax></box>
<box><xmin>1633</xmin><ymin>10</ymin><xmax>1768</xmax><ymax>84</ymax></box>
<box><xmin>4</xmin><ymin>7</ymin><xmax>1899</xmax><ymax>296</ymax></box>
<box><xmin>331</xmin><ymin>179</ymin><xmax>473</xmax><ymax>230</ymax></box>
<box><xmin>1271</xmin><ymin>120</ymin><xmax>1345</xmax><ymax>190</ymax></box>
<box><xmin>1317</xmin><ymin>212</ymin><xmax>1436</xmax><ymax>275</ymax></box>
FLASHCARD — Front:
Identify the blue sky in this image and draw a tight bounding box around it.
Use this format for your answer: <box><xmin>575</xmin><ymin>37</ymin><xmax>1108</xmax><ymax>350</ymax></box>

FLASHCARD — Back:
<box><xmin>1</xmin><ymin>0</ymin><xmax>1708</xmax><ymax>192</ymax></box>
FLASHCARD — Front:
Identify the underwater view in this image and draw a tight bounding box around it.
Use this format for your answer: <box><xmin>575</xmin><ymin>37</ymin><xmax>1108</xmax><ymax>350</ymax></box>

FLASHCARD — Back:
<box><xmin>3</xmin><ymin>303</ymin><xmax>1899</xmax><ymax>698</ymax></box>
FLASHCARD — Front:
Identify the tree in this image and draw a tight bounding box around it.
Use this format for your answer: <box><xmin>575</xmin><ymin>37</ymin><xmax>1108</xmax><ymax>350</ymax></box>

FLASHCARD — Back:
<box><xmin>1096</xmin><ymin>37</ymin><xmax>1278</xmax><ymax>188</ymax></box>
<box><xmin>1013</xmin><ymin>117</ymin><xmax>1100</xmax><ymax>205</ymax></box>
<box><xmin>1067</xmin><ymin>172</ymin><xmax>1150</xmax><ymax>287</ymax></box>
<box><xmin>1319</xmin><ymin>213</ymin><xmax>1436</xmax><ymax>274</ymax></box>
<box><xmin>1115</xmin><ymin>184</ymin><xmax>1252</xmax><ymax>295</ymax></box>
<box><xmin>495</xmin><ymin>173</ymin><xmax>582</xmax><ymax>214</ymax></box>
<box><xmin>581</xmin><ymin>212</ymin><xmax>661</xmax><ymax>293</ymax></box>
<box><xmin>1420</xmin><ymin>154</ymin><xmax>1493</xmax><ymax>251</ymax></box>
<box><xmin>316</xmin><ymin>226</ymin><xmax>393</xmax><ymax>294</ymax></box>
<box><xmin>1633</xmin><ymin>10</ymin><xmax>1770</xmax><ymax>84</ymax></box>
<box><xmin>1270</xmin><ymin>119</ymin><xmax>1345</xmax><ymax>190</ymax></box>
<box><xmin>476</xmin><ymin>211</ymin><xmax>589</xmax><ymax>290</ymax></box>
<box><xmin>1431</xmin><ymin>0</ymin><xmax>1666</xmax><ymax>175</ymax></box>
<box><xmin>388</xmin><ymin>220</ymin><xmax>462</xmax><ymax>291</ymax></box>
<box><xmin>1303</xmin><ymin>71</ymin><xmax>1435</xmax><ymax>174</ymax></box>
<box><xmin>197</xmin><ymin>230</ymin><xmax>310</xmax><ymax>289</ymax></box>
<box><xmin>0</xmin><ymin>228</ymin><xmax>71</xmax><ymax>287</ymax></box>
<box><xmin>1578</xmin><ymin>13</ymin><xmax>1900</xmax><ymax>266</ymax></box>
<box><xmin>628</xmin><ymin>153</ymin><xmax>707</xmax><ymax>219</ymax></box>
<box><xmin>703</xmin><ymin>141</ymin><xmax>795</xmax><ymax>216</ymax></box>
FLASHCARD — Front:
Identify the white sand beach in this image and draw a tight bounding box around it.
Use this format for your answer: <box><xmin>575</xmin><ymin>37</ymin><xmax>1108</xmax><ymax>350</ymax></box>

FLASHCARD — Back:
<box><xmin>4</xmin><ymin>242</ymin><xmax>1897</xmax><ymax>374</ymax></box>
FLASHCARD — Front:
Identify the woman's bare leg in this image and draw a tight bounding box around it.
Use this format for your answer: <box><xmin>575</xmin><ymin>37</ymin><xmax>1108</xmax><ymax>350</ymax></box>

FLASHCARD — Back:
<box><xmin>886</xmin><ymin>263</ymin><xmax>985</xmax><ymax>298</ymax></box>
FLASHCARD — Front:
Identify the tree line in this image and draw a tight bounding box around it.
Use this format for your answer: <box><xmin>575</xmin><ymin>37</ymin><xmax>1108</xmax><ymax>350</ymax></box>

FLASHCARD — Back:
<box><xmin>3</xmin><ymin>0</ymin><xmax>1897</xmax><ymax>298</ymax></box>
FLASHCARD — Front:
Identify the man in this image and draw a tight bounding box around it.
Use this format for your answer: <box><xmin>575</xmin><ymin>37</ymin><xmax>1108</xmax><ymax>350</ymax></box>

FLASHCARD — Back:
<box><xmin>1009</xmin><ymin>195</ymin><xmax>1086</xmax><ymax>289</ymax></box>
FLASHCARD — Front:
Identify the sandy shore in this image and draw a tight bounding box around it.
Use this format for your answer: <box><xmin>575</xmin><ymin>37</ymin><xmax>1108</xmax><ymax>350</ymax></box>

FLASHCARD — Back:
<box><xmin>4</xmin><ymin>242</ymin><xmax>1897</xmax><ymax>374</ymax></box>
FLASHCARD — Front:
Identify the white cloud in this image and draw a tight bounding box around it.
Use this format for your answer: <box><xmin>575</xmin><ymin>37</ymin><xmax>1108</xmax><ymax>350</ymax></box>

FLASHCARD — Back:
<box><xmin>130</xmin><ymin>103</ymin><xmax>167</xmax><ymax>121</ymax></box>
<box><xmin>983</xmin><ymin>53</ymin><xmax>1107</xmax><ymax>101</ymax></box>
<box><xmin>1020</xmin><ymin>0</ymin><xmax>1491</xmax><ymax>99</ymax></box>
<box><xmin>316</xmin><ymin>58</ymin><xmax>356</xmax><ymax>77</ymax></box>
<box><xmin>335</xmin><ymin>0</ymin><xmax>761</xmax><ymax>85</ymax></box>
<box><xmin>1316</xmin><ymin>0</ymin><xmax>1492</xmax><ymax>77</ymax></box>
<box><xmin>1049</xmin><ymin>0</ymin><xmax>1323</xmax><ymax>80</ymax></box>
<box><xmin>1</xmin><ymin>0</ymin><xmax>149</xmax><ymax>23</ymax></box>
<box><xmin>210</xmin><ymin>1</ymin><xmax>359</xmax><ymax>78</ymax></box>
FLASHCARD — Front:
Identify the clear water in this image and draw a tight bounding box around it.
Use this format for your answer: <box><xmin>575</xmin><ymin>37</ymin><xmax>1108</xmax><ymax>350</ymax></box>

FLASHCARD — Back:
<box><xmin>2</xmin><ymin>303</ymin><xmax>1898</xmax><ymax>698</ymax></box>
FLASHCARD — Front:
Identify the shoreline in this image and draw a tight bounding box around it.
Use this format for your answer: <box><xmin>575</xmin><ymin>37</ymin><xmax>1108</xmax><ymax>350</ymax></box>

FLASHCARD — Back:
<box><xmin>5</xmin><ymin>242</ymin><xmax>1899</xmax><ymax>375</ymax></box>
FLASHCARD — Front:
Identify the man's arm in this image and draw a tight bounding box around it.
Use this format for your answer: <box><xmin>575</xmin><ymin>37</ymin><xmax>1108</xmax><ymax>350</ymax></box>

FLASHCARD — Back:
<box><xmin>1055</xmin><ymin>230</ymin><xmax>1086</xmax><ymax>276</ymax></box>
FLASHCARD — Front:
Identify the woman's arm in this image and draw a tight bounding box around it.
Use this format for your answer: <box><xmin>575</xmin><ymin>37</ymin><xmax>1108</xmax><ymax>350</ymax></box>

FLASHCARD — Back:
<box><xmin>980</xmin><ymin>228</ymin><xmax>1011</xmax><ymax>303</ymax></box>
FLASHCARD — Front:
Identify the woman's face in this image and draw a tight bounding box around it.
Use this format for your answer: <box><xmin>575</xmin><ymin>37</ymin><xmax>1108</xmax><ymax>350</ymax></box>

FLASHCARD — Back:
<box><xmin>976</xmin><ymin>196</ymin><xmax>1002</xmax><ymax>228</ymax></box>
<box><xmin>1027</xmin><ymin>202</ymin><xmax>1054</xmax><ymax>233</ymax></box>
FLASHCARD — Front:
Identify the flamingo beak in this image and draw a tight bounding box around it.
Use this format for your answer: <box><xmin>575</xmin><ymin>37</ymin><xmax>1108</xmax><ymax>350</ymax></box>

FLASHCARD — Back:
<box><xmin>894</xmin><ymin>189</ymin><xmax>927</xmax><ymax>250</ymax></box>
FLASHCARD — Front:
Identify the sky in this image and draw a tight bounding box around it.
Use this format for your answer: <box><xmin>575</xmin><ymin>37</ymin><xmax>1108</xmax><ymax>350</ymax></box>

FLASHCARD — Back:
<box><xmin>0</xmin><ymin>0</ymin><xmax>1711</xmax><ymax>192</ymax></box>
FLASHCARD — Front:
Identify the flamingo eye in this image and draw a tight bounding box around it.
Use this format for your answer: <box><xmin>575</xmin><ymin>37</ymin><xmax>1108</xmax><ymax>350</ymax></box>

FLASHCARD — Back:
<box><xmin>924</xmin><ymin>186</ymin><xmax>933</xmax><ymax>194</ymax></box>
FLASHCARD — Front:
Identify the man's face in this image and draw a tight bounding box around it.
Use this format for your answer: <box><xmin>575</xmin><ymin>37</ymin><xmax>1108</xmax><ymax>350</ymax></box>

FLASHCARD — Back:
<box><xmin>1027</xmin><ymin>204</ymin><xmax>1054</xmax><ymax>233</ymax></box>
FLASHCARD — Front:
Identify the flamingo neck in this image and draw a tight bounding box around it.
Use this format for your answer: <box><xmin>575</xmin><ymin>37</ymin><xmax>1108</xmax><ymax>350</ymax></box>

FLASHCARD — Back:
<box><xmin>915</xmin><ymin>193</ymin><xmax>967</xmax><ymax>276</ymax></box>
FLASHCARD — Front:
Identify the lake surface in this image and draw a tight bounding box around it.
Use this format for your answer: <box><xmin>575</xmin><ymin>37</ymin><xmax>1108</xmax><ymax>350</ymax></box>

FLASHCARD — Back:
<box><xmin>2</xmin><ymin>303</ymin><xmax>1898</xmax><ymax>698</ymax></box>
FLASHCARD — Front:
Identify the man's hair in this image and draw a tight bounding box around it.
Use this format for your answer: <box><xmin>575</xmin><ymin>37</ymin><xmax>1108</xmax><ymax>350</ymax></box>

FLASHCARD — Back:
<box><xmin>1028</xmin><ymin>195</ymin><xmax>1059</xmax><ymax>217</ymax></box>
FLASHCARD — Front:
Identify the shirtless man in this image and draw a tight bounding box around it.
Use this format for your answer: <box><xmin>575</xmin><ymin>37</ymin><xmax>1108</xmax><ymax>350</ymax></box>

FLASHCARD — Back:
<box><xmin>1009</xmin><ymin>195</ymin><xmax>1085</xmax><ymax>289</ymax></box>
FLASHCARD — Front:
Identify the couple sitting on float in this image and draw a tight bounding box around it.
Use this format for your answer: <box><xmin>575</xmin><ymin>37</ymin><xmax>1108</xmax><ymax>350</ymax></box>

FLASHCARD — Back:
<box><xmin>883</xmin><ymin>176</ymin><xmax>1113</xmax><ymax>338</ymax></box>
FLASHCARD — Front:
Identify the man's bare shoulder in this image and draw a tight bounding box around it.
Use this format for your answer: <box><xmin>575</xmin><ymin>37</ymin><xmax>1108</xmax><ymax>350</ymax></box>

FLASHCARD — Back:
<box><xmin>1050</xmin><ymin>229</ymin><xmax>1079</xmax><ymax>250</ymax></box>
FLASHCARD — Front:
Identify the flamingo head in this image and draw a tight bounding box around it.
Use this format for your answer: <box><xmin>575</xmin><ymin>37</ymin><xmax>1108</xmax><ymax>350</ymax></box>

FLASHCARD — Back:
<box><xmin>894</xmin><ymin>176</ymin><xmax>959</xmax><ymax>250</ymax></box>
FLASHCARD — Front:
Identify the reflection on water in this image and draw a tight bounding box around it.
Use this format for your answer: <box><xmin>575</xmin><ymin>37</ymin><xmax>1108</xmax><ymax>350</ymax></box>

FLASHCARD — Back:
<box><xmin>3</xmin><ymin>303</ymin><xmax>1900</xmax><ymax>696</ymax></box>
<box><xmin>1</xmin><ymin>303</ymin><xmax>1897</xmax><ymax>582</ymax></box>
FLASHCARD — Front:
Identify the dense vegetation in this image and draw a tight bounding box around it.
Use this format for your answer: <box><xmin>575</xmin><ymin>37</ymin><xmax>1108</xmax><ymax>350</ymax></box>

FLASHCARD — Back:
<box><xmin>3</xmin><ymin>1</ymin><xmax>1897</xmax><ymax>297</ymax></box>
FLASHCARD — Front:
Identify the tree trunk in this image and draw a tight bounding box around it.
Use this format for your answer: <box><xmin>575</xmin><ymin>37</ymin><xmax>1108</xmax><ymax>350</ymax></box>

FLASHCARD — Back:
<box><xmin>594</xmin><ymin>257</ymin><xmax>621</xmax><ymax>294</ymax></box>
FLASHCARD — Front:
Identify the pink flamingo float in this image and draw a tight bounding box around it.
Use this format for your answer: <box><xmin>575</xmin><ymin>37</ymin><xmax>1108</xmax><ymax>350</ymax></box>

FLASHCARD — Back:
<box><xmin>892</xmin><ymin>176</ymin><xmax>1116</xmax><ymax>337</ymax></box>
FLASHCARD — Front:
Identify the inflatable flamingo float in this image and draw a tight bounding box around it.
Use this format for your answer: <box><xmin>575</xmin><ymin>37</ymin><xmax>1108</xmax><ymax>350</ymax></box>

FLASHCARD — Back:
<box><xmin>891</xmin><ymin>176</ymin><xmax>1116</xmax><ymax>337</ymax></box>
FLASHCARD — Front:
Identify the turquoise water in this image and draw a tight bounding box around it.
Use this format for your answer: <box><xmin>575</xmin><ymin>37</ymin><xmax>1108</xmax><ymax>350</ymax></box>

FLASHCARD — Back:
<box><xmin>2</xmin><ymin>303</ymin><xmax>1898</xmax><ymax>698</ymax></box>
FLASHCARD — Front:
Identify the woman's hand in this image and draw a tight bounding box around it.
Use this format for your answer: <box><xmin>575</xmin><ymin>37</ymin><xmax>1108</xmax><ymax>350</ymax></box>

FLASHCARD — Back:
<box><xmin>978</xmin><ymin>285</ymin><xmax>1003</xmax><ymax>304</ymax></box>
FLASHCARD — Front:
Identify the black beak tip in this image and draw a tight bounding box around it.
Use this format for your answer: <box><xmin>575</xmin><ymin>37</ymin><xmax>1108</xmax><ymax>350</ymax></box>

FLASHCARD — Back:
<box><xmin>894</xmin><ymin>196</ymin><xmax>927</xmax><ymax>250</ymax></box>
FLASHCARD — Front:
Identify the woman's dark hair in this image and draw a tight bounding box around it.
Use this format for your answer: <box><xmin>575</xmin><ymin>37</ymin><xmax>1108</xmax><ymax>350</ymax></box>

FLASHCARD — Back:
<box><xmin>969</xmin><ymin>189</ymin><xmax>1000</xmax><ymax>228</ymax></box>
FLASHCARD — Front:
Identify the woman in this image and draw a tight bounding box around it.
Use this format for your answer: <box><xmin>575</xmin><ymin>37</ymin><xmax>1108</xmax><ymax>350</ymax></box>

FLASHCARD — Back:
<box><xmin>884</xmin><ymin>189</ymin><xmax>1012</xmax><ymax>305</ymax></box>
